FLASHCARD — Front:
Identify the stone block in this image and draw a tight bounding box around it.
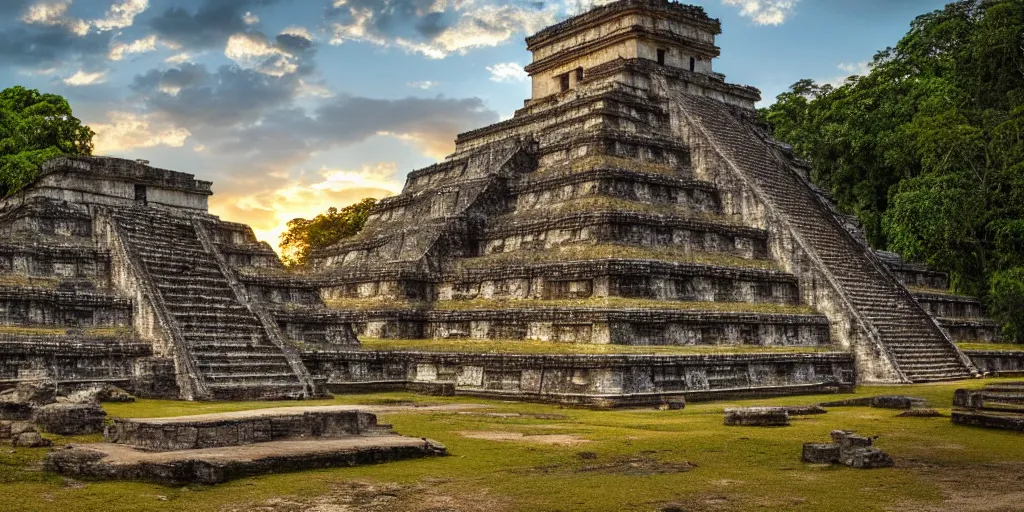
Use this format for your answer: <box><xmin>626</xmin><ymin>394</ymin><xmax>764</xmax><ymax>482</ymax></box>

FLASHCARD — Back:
<box><xmin>65</xmin><ymin>384</ymin><xmax>135</xmax><ymax>404</ymax></box>
<box><xmin>0</xmin><ymin>379</ymin><xmax>57</xmax><ymax>408</ymax></box>
<box><xmin>840</xmin><ymin>447</ymin><xmax>894</xmax><ymax>469</ymax></box>
<box><xmin>33</xmin><ymin>403</ymin><xmax>107</xmax><ymax>436</ymax></box>
<box><xmin>870</xmin><ymin>395</ymin><xmax>927</xmax><ymax>410</ymax></box>
<box><xmin>724</xmin><ymin>407</ymin><xmax>790</xmax><ymax>427</ymax></box>
<box><xmin>13</xmin><ymin>431</ymin><xmax>52</xmax><ymax>448</ymax></box>
<box><xmin>801</xmin><ymin>443</ymin><xmax>840</xmax><ymax>464</ymax></box>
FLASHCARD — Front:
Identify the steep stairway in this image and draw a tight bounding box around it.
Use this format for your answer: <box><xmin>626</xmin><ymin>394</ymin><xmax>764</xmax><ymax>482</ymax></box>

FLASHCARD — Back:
<box><xmin>678</xmin><ymin>94</ymin><xmax>973</xmax><ymax>382</ymax></box>
<box><xmin>112</xmin><ymin>207</ymin><xmax>307</xmax><ymax>400</ymax></box>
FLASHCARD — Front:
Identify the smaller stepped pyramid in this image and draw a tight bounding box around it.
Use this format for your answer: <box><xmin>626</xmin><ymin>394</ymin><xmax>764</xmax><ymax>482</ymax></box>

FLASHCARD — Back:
<box><xmin>0</xmin><ymin>156</ymin><xmax>355</xmax><ymax>400</ymax></box>
<box><xmin>310</xmin><ymin>0</ymin><xmax>976</xmax><ymax>384</ymax></box>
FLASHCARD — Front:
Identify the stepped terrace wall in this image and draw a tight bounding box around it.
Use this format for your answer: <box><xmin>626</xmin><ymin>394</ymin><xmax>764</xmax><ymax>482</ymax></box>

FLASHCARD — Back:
<box><xmin>301</xmin><ymin>349</ymin><xmax>854</xmax><ymax>407</ymax></box>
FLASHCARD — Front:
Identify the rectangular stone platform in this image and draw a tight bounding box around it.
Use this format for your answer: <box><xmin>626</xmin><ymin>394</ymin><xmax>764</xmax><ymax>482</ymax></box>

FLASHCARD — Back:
<box><xmin>45</xmin><ymin>435</ymin><xmax>445</xmax><ymax>485</ymax></box>
<box><xmin>952</xmin><ymin>382</ymin><xmax>1024</xmax><ymax>432</ymax></box>
<box><xmin>104</xmin><ymin>406</ymin><xmax>393</xmax><ymax>451</ymax></box>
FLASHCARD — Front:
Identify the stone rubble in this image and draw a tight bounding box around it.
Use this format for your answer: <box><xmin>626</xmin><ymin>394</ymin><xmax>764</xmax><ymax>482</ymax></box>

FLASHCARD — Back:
<box><xmin>801</xmin><ymin>430</ymin><xmax>894</xmax><ymax>469</ymax></box>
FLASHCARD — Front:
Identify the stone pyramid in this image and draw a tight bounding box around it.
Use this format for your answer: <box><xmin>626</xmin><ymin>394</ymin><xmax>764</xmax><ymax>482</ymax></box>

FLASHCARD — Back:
<box><xmin>309</xmin><ymin>0</ymin><xmax>976</xmax><ymax>384</ymax></box>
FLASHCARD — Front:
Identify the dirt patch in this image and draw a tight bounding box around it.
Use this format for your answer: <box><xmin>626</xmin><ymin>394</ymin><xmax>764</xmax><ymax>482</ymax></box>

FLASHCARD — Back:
<box><xmin>576</xmin><ymin>455</ymin><xmax>696</xmax><ymax>476</ymax></box>
<box><xmin>455</xmin><ymin>431</ymin><xmax>589</xmax><ymax>446</ymax></box>
<box><xmin>892</xmin><ymin>461</ymin><xmax>1024</xmax><ymax>512</ymax></box>
<box><xmin>223</xmin><ymin>480</ymin><xmax>506</xmax><ymax>512</ymax></box>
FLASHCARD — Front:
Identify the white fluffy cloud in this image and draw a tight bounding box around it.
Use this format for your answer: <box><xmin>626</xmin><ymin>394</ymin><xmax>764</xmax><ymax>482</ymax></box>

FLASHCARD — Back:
<box><xmin>63</xmin><ymin>69</ymin><xmax>106</xmax><ymax>86</ymax></box>
<box><xmin>224</xmin><ymin>33</ymin><xmax>298</xmax><ymax>77</ymax></box>
<box><xmin>721</xmin><ymin>0</ymin><xmax>797</xmax><ymax>26</ymax></box>
<box><xmin>407</xmin><ymin>80</ymin><xmax>437</xmax><ymax>89</ymax></box>
<box><xmin>108</xmin><ymin>34</ymin><xmax>158</xmax><ymax>60</ymax></box>
<box><xmin>486</xmin><ymin>62</ymin><xmax>527</xmax><ymax>83</ymax></box>
<box><xmin>21</xmin><ymin>0</ymin><xmax>148</xmax><ymax>35</ymax></box>
<box><xmin>329</xmin><ymin>1</ymin><xmax>556</xmax><ymax>58</ymax></box>
<box><xmin>91</xmin><ymin>111</ymin><xmax>191</xmax><ymax>153</ymax></box>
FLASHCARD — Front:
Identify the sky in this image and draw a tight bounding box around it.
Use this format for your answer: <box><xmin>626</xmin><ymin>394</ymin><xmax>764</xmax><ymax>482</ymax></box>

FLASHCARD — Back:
<box><xmin>0</xmin><ymin>0</ymin><xmax>951</xmax><ymax>249</ymax></box>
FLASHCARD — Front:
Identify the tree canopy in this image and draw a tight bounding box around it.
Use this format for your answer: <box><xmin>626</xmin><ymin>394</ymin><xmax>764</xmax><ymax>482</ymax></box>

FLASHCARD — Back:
<box><xmin>280</xmin><ymin>198</ymin><xmax>378</xmax><ymax>267</ymax></box>
<box><xmin>0</xmin><ymin>86</ymin><xmax>95</xmax><ymax>197</ymax></box>
<box><xmin>759</xmin><ymin>0</ymin><xmax>1024</xmax><ymax>341</ymax></box>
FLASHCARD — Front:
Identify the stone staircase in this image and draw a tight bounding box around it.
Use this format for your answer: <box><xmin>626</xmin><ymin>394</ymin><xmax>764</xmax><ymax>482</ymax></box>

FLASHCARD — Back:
<box><xmin>677</xmin><ymin>94</ymin><xmax>974</xmax><ymax>382</ymax></box>
<box><xmin>112</xmin><ymin>207</ymin><xmax>307</xmax><ymax>400</ymax></box>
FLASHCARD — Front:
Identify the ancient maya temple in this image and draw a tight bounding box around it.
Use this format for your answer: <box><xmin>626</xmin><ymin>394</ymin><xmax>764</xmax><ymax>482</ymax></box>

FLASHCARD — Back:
<box><xmin>0</xmin><ymin>0</ymin><xmax>1013</xmax><ymax>405</ymax></box>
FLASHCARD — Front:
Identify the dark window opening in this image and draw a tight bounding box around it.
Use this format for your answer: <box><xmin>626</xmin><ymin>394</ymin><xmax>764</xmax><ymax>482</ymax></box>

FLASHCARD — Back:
<box><xmin>134</xmin><ymin>184</ymin><xmax>147</xmax><ymax>203</ymax></box>
<box><xmin>559</xmin><ymin>73</ymin><xmax>570</xmax><ymax>92</ymax></box>
<box><xmin>690</xmin><ymin>57</ymin><xmax>696</xmax><ymax>72</ymax></box>
<box><xmin>575</xmin><ymin>67</ymin><xmax>584</xmax><ymax>82</ymax></box>
<box><xmin>656</xmin><ymin>48</ymin><xmax>666</xmax><ymax>65</ymax></box>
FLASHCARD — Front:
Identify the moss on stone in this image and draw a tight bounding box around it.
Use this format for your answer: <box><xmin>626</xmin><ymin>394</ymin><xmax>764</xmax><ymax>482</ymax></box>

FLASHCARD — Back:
<box><xmin>454</xmin><ymin>244</ymin><xmax>777</xmax><ymax>271</ymax></box>
<box><xmin>958</xmin><ymin>342</ymin><xmax>1024</xmax><ymax>352</ymax></box>
<box><xmin>358</xmin><ymin>338</ymin><xmax>833</xmax><ymax>355</ymax></box>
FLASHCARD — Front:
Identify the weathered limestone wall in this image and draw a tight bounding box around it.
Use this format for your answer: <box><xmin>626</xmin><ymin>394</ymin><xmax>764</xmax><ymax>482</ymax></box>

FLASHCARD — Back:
<box><xmin>302</xmin><ymin>350</ymin><xmax>854</xmax><ymax>406</ymax></box>
<box><xmin>966</xmin><ymin>351</ymin><xmax>1024</xmax><ymax>375</ymax></box>
<box><xmin>0</xmin><ymin>338</ymin><xmax>150</xmax><ymax>391</ymax></box>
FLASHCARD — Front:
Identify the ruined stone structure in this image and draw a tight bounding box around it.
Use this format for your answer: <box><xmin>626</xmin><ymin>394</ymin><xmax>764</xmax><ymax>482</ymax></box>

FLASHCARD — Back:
<box><xmin>0</xmin><ymin>157</ymin><xmax>355</xmax><ymax>401</ymax></box>
<box><xmin>308</xmin><ymin>0</ymin><xmax>976</xmax><ymax>386</ymax></box>
<box><xmin>0</xmin><ymin>0</ymin><xmax>996</xmax><ymax>404</ymax></box>
<box><xmin>952</xmin><ymin>382</ymin><xmax>1024</xmax><ymax>431</ymax></box>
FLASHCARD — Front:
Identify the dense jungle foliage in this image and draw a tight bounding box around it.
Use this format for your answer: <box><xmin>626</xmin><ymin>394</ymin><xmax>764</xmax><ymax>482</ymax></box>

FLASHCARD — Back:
<box><xmin>0</xmin><ymin>86</ymin><xmax>94</xmax><ymax>197</ymax></box>
<box><xmin>759</xmin><ymin>0</ymin><xmax>1024</xmax><ymax>341</ymax></box>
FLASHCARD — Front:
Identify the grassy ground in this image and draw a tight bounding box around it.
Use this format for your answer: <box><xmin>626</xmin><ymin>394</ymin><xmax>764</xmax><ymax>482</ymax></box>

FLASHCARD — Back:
<box><xmin>358</xmin><ymin>338</ymin><xmax>834</xmax><ymax>355</ymax></box>
<box><xmin>2</xmin><ymin>379</ymin><xmax>1022</xmax><ymax>512</ymax></box>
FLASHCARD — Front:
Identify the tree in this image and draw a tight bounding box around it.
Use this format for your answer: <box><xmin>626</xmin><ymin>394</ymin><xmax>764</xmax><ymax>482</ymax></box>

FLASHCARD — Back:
<box><xmin>759</xmin><ymin>0</ymin><xmax>1024</xmax><ymax>341</ymax></box>
<box><xmin>280</xmin><ymin>198</ymin><xmax>378</xmax><ymax>267</ymax></box>
<box><xmin>0</xmin><ymin>86</ymin><xmax>95</xmax><ymax>197</ymax></box>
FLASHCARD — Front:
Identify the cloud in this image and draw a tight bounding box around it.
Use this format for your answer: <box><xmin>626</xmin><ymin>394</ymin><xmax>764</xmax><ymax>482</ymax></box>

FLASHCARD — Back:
<box><xmin>108</xmin><ymin>34</ymin><xmax>158</xmax><ymax>60</ymax></box>
<box><xmin>408</xmin><ymin>80</ymin><xmax>437</xmax><ymax>89</ymax></box>
<box><xmin>63</xmin><ymin>69</ymin><xmax>107</xmax><ymax>86</ymax></box>
<box><xmin>243</xmin><ymin>11</ymin><xmax>259</xmax><ymax>25</ymax></box>
<box><xmin>721</xmin><ymin>0</ymin><xmax>797</xmax><ymax>26</ymax></box>
<box><xmin>92</xmin><ymin>0</ymin><xmax>149</xmax><ymax>31</ymax></box>
<box><xmin>224</xmin><ymin>32</ymin><xmax>300</xmax><ymax>77</ymax></box>
<box><xmin>209</xmin><ymin>162</ymin><xmax>403</xmax><ymax>250</ymax></box>
<box><xmin>487</xmin><ymin>62</ymin><xmax>527</xmax><ymax>82</ymax></box>
<box><xmin>327</xmin><ymin>0</ymin><xmax>556</xmax><ymax>58</ymax></box>
<box><xmin>825</xmin><ymin>61</ymin><xmax>873</xmax><ymax>86</ymax></box>
<box><xmin>21</xmin><ymin>0</ymin><xmax>90</xmax><ymax>35</ymax></box>
<box><xmin>150</xmin><ymin>0</ymin><xmax>280</xmax><ymax>50</ymax></box>
<box><xmin>91</xmin><ymin>111</ymin><xmax>191</xmax><ymax>153</ymax></box>
<box><xmin>131</xmin><ymin>63</ymin><xmax>303</xmax><ymax>127</ymax></box>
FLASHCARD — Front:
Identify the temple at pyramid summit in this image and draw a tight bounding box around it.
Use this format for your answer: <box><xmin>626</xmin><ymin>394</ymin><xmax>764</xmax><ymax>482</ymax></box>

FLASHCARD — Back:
<box><xmin>1</xmin><ymin>0</ymin><xmax>1015</xmax><ymax>404</ymax></box>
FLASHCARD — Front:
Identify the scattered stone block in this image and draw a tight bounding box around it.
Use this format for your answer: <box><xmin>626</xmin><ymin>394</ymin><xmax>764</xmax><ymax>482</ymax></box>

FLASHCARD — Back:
<box><xmin>801</xmin><ymin>443</ymin><xmax>840</xmax><ymax>464</ymax></box>
<box><xmin>780</xmin><ymin>405</ymin><xmax>826</xmax><ymax>416</ymax></box>
<box><xmin>897</xmin><ymin>408</ymin><xmax>943</xmax><ymax>418</ymax></box>
<box><xmin>657</xmin><ymin>399</ymin><xmax>686</xmax><ymax>411</ymax></box>
<box><xmin>724</xmin><ymin>407</ymin><xmax>790</xmax><ymax>426</ymax></box>
<box><xmin>952</xmin><ymin>382</ymin><xmax>1024</xmax><ymax>431</ymax></box>
<box><xmin>820</xmin><ymin>395</ymin><xmax>926</xmax><ymax>410</ymax></box>
<box><xmin>33</xmin><ymin>403</ymin><xmax>106</xmax><ymax>436</ymax></box>
<box><xmin>13</xmin><ymin>431</ymin><xmax>52</xmax><ymax>448</ymax></box>
<box><xmin>840</xmin><ymin>447</ymin><xmax>894</xmax><ymax>469</ymax></box>
<box><xmin>0</xmin><ymin>379</ymin><xmax>57</xmax><ymax>408</ymax></box>
<box><xmin>805</xmin><ymin>430</ymin><xmax>893</xmax><ymax>469</ymax></box>
<box><xmin>64</xmin><ymin>385</ymin><xmax>135</xmax><ymax>404</ymax></box>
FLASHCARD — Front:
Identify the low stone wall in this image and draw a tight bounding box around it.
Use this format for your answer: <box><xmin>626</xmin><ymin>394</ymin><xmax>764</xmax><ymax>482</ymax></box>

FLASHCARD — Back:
<box><xmin>301</xmin><ymin>349</ymin><xmax>855</xmax><ymax>407</ymax></box>
<box><xmin>0</xmin><ymin>337</ymin><xmax>151</xmax><ymax>391</ymax></box>
<box><xmin>965</xmin><ymin>351</ymin><xmax>1024</xmax><ymax>376</ymax></box>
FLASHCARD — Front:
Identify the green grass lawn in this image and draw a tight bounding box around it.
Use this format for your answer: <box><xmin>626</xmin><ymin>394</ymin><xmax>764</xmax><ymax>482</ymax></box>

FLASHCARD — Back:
<box><xmin>958</xmin><ymin>342</ymin><xmax>1024</xmax><ymax>352</ymax></box>
<box><xmin>3</xmin><ymin>379</ymin><xmax>1022</xmax><ymax>512</ymax></box>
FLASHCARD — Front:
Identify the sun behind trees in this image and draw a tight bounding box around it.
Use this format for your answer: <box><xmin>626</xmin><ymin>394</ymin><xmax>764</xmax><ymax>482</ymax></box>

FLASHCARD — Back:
<box><xmin>758</xmin><ymin>0</ymin><xmax>1024</xmax><ymax>341</ymax></box>
<box><xmin>0</xmin><ymin>86</ymin><xmax>95</xmax><ymax>197</ymax></box>
<box><xmin>279</xmin><ymin>198</ymin><xmax>378</xmax><ymax>267</ymax></box>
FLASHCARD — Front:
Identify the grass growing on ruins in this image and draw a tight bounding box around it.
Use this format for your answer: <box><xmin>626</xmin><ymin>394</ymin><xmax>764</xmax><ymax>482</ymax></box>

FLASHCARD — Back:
<box><xmin>454</xmin><ymin>244</ymin><xmax>778</xmax><ymax>271</ymax></box>
<box><xmin>957</xmin><ymin>341</ymin><xmax>1024</xmax><ymax>352</ymax></box>
<box><xmin>322</xmin><ymin>297</ymin><xmax>817</xmax><ymax>315</ymax></box>
<box><xmin>358</xmin><ymin>338</ymin><xmax>834</xmax><ymax>355</ymax></box>
<box><xmin>0</xmin><ymin>274</ymin><xmax>61</xmax><ymax>289</ymax></box>
<box><xmin>0</xmin><ymin>325</ymin><xmax>68</xmax><ymax>336</ymax></box>
<box><xmin>906</xmin><ymin>285</ymin><xmax>958</xmax><ymax>297</ymax></box>
<box><xmin>3</xmin><ymin>378</ymin><xmax>1024</xmax><ymax>512</ymax></box>
<box><xmin>504</xmin><ymin>196</ymin><xmax>735</xmax><ymax>224</ymax></box>
<box><xmin>537</xmin><ymin>155</ymin><xmax>687</xmax><ymax>178</ymax></box>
